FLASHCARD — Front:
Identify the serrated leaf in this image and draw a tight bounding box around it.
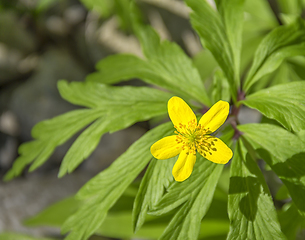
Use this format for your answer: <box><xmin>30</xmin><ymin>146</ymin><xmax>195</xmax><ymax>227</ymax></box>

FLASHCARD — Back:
<box><xmin>57</xmin><ymin>81</ymin><xmax>171</xmax><ymax>177</ymax></box>
<box><xmin>4</xmin><ymin>109</ymin><xmax>102</xmax><ymax>181</ymax></box>
<box><xmin>5</xmin><ymin>80</ymin><xmax>171</xmax><ymax>180</ymax></box>
<box><xmin>241</xmin><ymin>81</ymin><xmax>305</xmax><ymax>132</ymax></box>
<box><xmin>87</xmin><ymin>24</ymin><xmax>211</xmax><ymax>106</ymax></box>
<box><xmin>238</xmin><ymin>123</ymin><xmax>305</xmax><ymax>216</ymax></box>
<box><xmin>215</xmin><ymin>0</ymin><xmax>245</xmax><ymax>82</ymax></box>
<box><xmin>243</xmin><ymin>18</ymin><xmax>305</xmax><ymax>92</ymax></box>
<box><xmin>149</xmin><ymin>155</ymin><xmax>224</xmax><ymax>240</ymax></box>
<box><xmin>227</xmin><ymin>139</ymin><xmax>286</xmax><ymax>240</ymax></box>
<box><xmin>186</xmin><ymin>0</ymin><xmax>245</xmax><ymax>101</ymax></box>
<box><xmin>24</xmin><ymin>184</ymin><xmax>229</xmax><ymax>240</ymax></box>
<box><xmin>132</xmin><ymin>157</ymin><xmax>175</xmax><ymax>232</ymax></box>
<box><xmin>61</xmin><ymin>122</ymin><xmax>174</xmax><ymax>240</ymax></box>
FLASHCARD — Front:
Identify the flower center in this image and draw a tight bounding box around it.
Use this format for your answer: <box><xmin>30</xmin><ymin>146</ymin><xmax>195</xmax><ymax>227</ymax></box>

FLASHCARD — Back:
<box><xmin>174</xmin><ymin>120</ymin><xmax>218</xmax><ymax>157</ymax></box>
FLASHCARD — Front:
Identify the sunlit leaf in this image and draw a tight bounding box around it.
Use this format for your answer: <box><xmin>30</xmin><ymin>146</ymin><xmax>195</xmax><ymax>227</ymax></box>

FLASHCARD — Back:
<box><xmin>4</xmin><ymin>81</ymin><xmax>171</xmax><ymax>180</ymax></box>
<box><xmin>243</xmin><ymin>18</ymin><xmax>305</xmax><ymax>92</ymax></box>
<box><xmin>132</xmin><ymin>157</ymin><xmax>175</xmax><ymax>232</ymax></box>
<box><xmin>238</xmin><ymin>123</ymin><xmax>305</xmax><ymax>216</ymax></box>
<box><xmin>149</xmin><ymin>155</ymin><xmax>224</xmax><ymax>240</ymax></box>
<box><xmin>227</xmin><ymin>139</ymin><xmax>286</xmax><ymax>240</ymax></box>
<box><xmin>241</xmin><ymin>81</ymin><xmax>305</xmax><ymax>132</ymax></box>
<box><xmin>186</xmin><ymin>0</ymin><xmax>245</xmax><ymax>101</ymax></box>
<box><xmin>88</xmin><ymin>23</ymin><xmax>211</xmax><ymax>106</ymax></box>
<box><xmin>61</xmin><ymin>122</ymin><xmax>173</xmax><ymax>240</ymax></box>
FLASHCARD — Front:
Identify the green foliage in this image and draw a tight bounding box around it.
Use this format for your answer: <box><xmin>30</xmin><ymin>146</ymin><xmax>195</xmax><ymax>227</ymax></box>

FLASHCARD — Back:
<box><xmin>279</xmin><ymin>203</ymin><xmax>305</xmax><ymax>239</ymax></box>
<box><xmin>5</xmin><ymin>0</ymin><xmax>305</xmax><ymax>239</ymax></box>
<box><xmin>241</xmin><ymin>81</ymin><xmax>305</xmax><ymax>132</ymax></box>
<box><xmin>212</xmin><ymin>69</ymin><xmax>231</xmax><ymax>103</ymax></box>
<box><xmin>149</xmin><ymin>157</ymin><xmax>223</xmax><ymax>240</ymax></box>
<box><xmin>60</xmin><ymin>122</ymin><xmax>174</xmax><ymax>240</ymax></box>
<box><xmin>243</xmin><ymin>18</ymin><xmax>305</xmax><ymax>92</ymax></box>
<box><xmin>87</xmin><ymin>23</ymin><xmax>211</xmax><ymax>106</ymax></box>
<box><xmin>132</xmin><ymin>157</ymin><xmax>175</xmax><ymax>232</ymax></box>
<box><xmin>4</xmin><ymin>81</ymin><xmax>171</xmax><ymax>180</ymax></box>
<box><xmin>238</xmin><ymin>124</ymin><xmax>305</xmax><ymax>216</ymax></box>
<box><xmin>227</xmin><ymin>139</ymin><xmax>286</xmax><ymax>239</ymax></box>
<box><xmin>186</xmin><ymin>0</ymin><xmax>245</xmax><ymax>101</ymax></box>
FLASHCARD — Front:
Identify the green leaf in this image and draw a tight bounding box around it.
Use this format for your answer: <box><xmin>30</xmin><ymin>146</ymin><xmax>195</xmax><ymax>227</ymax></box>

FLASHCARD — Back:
<box><xmin>238</xmin><ymin>123</ymin><xmax>305</xmax><ymax>216</ymax></box>
<box><xmin>212</xmin><ymin>69</ymin><xmax>231</xmax><ymax>103</ymax></box>
<box><xmin>57</xmin><ymin>81</ymin><xmax>171</xmax><ymax>177</ymax></box>
<box><xmin>279</xmin><ymin>203</ymin><xmax>305</xmax><ymax>240</ymax></box>
<box><xmin>5</xmin><ymin>80</ymin><xmax>171</xmax><ymax>180</ymax></box>
<box><xmin>186</xmin><ymin>0</ymin><xmax>245</xmax><ymax>101</ymax></box>
<box><xmin>193</xmin><ymin>50</ymin><xmax>218</xmax><ymax>82</ymax></box>
<box><xmin>24</xmin><ymin>184</ymin><xmax>229</xmax><ymax>239</ymax></box>
<box><xmin>227</xmin><ymin>139</ymin><xmax>286</xmax><ymax>240</ymax></box>
<box><xmin>278</xmin><ymin>0</ymin><xmax>303</xmax><ymax>15</ymax></box>
<box><xmin>243</xmin><ymin>18</ymin><xmax>305</xmax><ymax>92</ymax></box>
<box><xmin>149</xmin><ymin>155</ymin><xmax>224</xmax><ymax>240</ymax></box>
<box><xmin>132</xmin><ymin>157</ymin><xmax>175</xmax><ymax>232</ymax></box>
<box><xmin>61</xmin><ymin>122</ymin><xmax>174</xmax><ymax>240</ymax></box>
<box><xmin>4</xmin><ymin>109</ymin><xmax>101</xmax><ymax>181</ymax></box>
<box><xmin>275</xmin><ymin>184</ymin><xmax>290</xmax><ymax>200</ymax></box>
<box><xmin>215</xmin><ymin>0</ymin><xmax>245</xmax><ymax>82</ymax></box>
<box><xmin>0</xmin><ymin>233</ymin><xmax>57</xmax><ymax>240</ymax></box>
<box><xmin>87</xmin><ymin>25</ymin><xmax>211</xmax><ymax>106</ymax></box>
<box><xmin>241</xmin><ymin>81</ymin><xmax>305</xmax><ymax>132</ymax></box>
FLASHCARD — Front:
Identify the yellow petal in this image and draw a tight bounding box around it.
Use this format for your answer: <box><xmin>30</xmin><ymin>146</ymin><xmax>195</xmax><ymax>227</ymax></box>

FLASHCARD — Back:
<box><xmin>172</xmin><ymin>149</ymin><xmax>196</xmax><ymax>182</ymax></box>
<box><xmin>199</xmin><ymin>100</ymin><xmax>229</xmax><ymax>133</ymax></box>
<box><xmin>198</xmin><ymin>136</ymin><xmax>232</xmax><ymax>164</ymax></box>
<box><xmin>150</xmin><ymin>135</ymin><xmax>182</xmax><ymax>160</ymax></box>
<box><xmin>168</xmin><ymin>96</ymin><xmax>197</xmax><ymax>133</ymax></box>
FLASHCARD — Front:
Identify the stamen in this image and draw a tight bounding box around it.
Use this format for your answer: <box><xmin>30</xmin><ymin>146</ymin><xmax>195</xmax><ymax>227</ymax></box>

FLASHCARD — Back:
<box><xmin>174</xmin><ymin>119</ymin><xmax>217</xmax><ymax>157</ymax></box>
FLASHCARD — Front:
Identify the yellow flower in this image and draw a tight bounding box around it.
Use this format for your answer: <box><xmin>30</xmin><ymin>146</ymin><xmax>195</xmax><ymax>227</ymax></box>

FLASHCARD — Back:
<box><xmin>150</xmin><ymin>96</ymin><xmax>233</xmax><ymax>182</ymax></box>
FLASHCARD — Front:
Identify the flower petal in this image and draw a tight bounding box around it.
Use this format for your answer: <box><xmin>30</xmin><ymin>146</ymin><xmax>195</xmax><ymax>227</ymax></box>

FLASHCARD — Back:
<box><xmin>172</xmin><ymin>149</ymin><xmax>196</xmax><ymax>182</ymax></box>
<box><xmin>198</xmin><ymin>136</ymin><xmax>232</xmax><ymax>164</ymax></box>
<box><xmin>168</xmin><ymin>96</ymin><xmax>197</xmax><ymax>133</ymax></box>
<box><xmin>199</xmin><ymin>100</ymin><xmax>229</xmax><ymax>133</ymax></box>
<box><xmin>150</xmin><ymin>135</ymin><xmax>182</xmax><ymax>160</ymax></box>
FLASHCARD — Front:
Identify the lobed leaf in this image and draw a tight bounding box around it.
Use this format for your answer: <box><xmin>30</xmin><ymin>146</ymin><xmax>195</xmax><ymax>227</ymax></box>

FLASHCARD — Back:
<box><xmin>132</xmin><ymin>157</ymin><xmax>175</xmax><ymax>232</ymax></box>
<box><xmin>4</xmin><ymin>81</ymin><xmax>171</xmax><ymax>180</ymax></box>
<box><xmin>243</xmin><ymin>18</ymin><xmax>305</xmax><ymax>92</ymax></box>
<box><xmin>215</xmin><ymin>0</ymin><xmax>245</xmax><ymax>84</ymax></box>
<box><xmin>238</xmin><ymin>123</ymin><xmax>305</xmax><ymax>216</ymax></box>
<box><xmin>186</xmin><ymin>0</ymin><xmax>245</xmax><ymax>101</ymax></box>
<box><xmin>149</xmin><ymin>155</ymin><xmax>224</xmax><ymax>240</ymax></box>
<box><xmin>227</xmin><ymin>139</ymin><xmax>286</xmax><ymax>240</ymax></box>
<box><xmin>241</xmin><ymin>81</ymin><xmax>305</xmax><ymax>132</ymax></box>
<box><xmin>61</xmin><ymin>122</ymin><xmax>174</xmax><ymax>240</ymax></box>
<box><xmin>4</xmin><ymin>109</ymin><xmax>102</xmax><ymax>181</ymax></box>
<box><xmin>87</xmin><ymin>24</ymin><xmax>211</xmax><ymax>106</ymax></box>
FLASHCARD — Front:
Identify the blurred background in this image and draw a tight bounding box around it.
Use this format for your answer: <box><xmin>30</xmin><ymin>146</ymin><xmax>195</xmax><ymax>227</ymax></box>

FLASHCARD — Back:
<box><xmin>0</xmin><ymin>0</ymin><xmax>303</xmax><ymax>239</ymax></box>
